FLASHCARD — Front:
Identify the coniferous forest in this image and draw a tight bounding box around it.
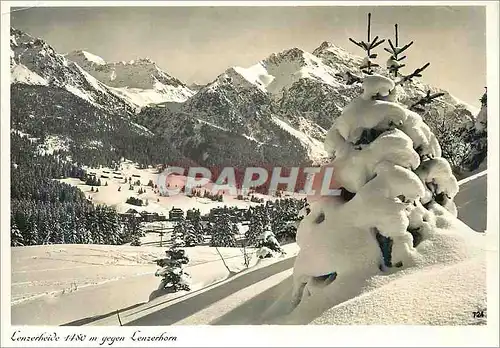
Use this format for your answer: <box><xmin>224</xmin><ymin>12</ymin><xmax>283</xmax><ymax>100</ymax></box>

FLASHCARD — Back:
<box><xmin>10</xmin><ymin>131</ymin><xmax>143</xmax><ymax>247</ymax></box>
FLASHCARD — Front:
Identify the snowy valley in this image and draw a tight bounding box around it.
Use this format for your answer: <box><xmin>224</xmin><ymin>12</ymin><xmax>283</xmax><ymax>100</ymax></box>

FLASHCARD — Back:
<box><xmin>10</xmin><ymin>172</ymin><xmax>486</xmax><ymax>326</ymax></box>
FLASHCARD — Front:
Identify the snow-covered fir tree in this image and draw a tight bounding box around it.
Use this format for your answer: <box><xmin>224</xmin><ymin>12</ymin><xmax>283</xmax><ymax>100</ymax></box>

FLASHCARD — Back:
<box><xmin>130</xmin><ymin>233</ymin><xmax>142</xmax><ymax>246</ymax></box>
<box><xmin>184</xmin><ymin>221</ymin><xmax>198</xmax><ymax>247</ymax></box>
<box><xmin>154</xmin><ymin>248</ymin><xmax>191</xmax><ymax>292</ymax></box>
<box><xmin>123</xmin><ymin>214</ymin><xmax>143</xmax><ymax>245</ymax></box>
<box><xmin>187</xmin><ymin>208</ymin><xmax>204</xmax><ymax>244</ymax></box>
<box><xmin>245</xmin><ymin>213</ymin><xmax>264</xmax><ymax>246</ymax></box>
<box><xmin>256</xmin><ymin>228</ymin><xmax>283</xmax><ymax>259</ymax></box>
<box><xmin>263</xmin><ymin>70</ymin><xmax>486</xmax><ymax>324</ymax></box>
<box><xmin>172</xmin><ymin>217</ymin><xmax>187</xmax><ymax>247</ymax></box>
<box><xmin>210</xmin><ymin>214</ymin><xmax>237</xmax><ymax>247</ymax></box>
<box><xmin>11</xmin><ymin>215</ymin><xmax>24</xmax><ymax>247</ymax></box>
<box><xmin>154</xmin><ymin>218</ymin><xmax>192</xmax><ymax>292</ymax></box>
<box><xmin>193</xmin><ymin>216</ymin><xmax>205</xmax><ymax>244</ymax></box>
<box><xmin>270</xmin><ymin>198</ymin><xmax>304</xmax><ymax>243</ymax></box>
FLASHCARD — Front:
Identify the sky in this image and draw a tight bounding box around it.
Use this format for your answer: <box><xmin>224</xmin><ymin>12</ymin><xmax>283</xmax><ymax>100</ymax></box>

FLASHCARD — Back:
<box><xmin>10</xmin><ymin>5</ymin><xmax>486</xmax><ymax>108</ymax></box>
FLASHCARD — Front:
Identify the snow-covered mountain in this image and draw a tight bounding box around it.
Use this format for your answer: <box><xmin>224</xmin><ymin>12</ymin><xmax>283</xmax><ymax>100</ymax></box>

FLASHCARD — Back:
<box><xmin>136</xmin><ymin>42</ymin><xmax>476</xmax><ymax>167</ymax></box>
<box><xmin>10</xmin><ymin>27</ymin><xmax>184</xmax><ymax>168</ymax></box>
<box><xmin>10</xmin><ymin>28</ymin><xmax>136</xmax><ymax>115</ymax></box>
<box><xmin>65</xmin><ymin>51</ymin><xmax>195</xmax><ymax>107</ymax></box>
<box><xmin>10</xmin><ymin>26</ymin><xmax>478</xmax><ymax>169</ymax></box>
<box><xmin>137</xmin><ymin>47</ymin><xmax>366</xmax><ymax>166</ymax></box>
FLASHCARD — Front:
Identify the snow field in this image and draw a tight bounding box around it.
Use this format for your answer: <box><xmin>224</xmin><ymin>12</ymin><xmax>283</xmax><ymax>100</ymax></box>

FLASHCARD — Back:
<box><xmin>11</xmin><ymin>63</ymin><xmax>48</xmax><ymax>86</ymax></box>
<box><xmin>80</xmin><ymin>50</ymin><xmax>106</xmax><ymax>66</ymax></box>
<box><xmin>60</xmin><ymin>161</ymin><xmax>291</xmax><ymax>217</ymax></box>
<box><xmin>11</xmin><ymin>243</ymin><xmax>294</xmax><ymax>326</ymax></box>
<box><xmin>109</xmin><ymin>83</ymin><xmax>194</xmax><ymax>107</ymax></box>
<box><xmin>311</xmin><ymin>257</ymin><xmax>486</xmax><ymax>325</ymax></box>
<box><xmin>88</xmin><ymin>243</ymin><xmax>299</xmax><ymax>326</ymax></box>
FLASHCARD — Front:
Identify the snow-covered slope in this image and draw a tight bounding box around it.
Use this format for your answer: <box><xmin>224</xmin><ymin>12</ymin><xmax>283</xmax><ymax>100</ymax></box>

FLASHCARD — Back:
<box><xmin>144</xmin><ymin>46</ymin><xmax>355</xmax><ymax>166</ymax></box>
<box><xmin>261</xmin><ymin>203</ymin><xmax>486</xmax><ymax>325</ymax></box>
<box><xmin>58</xmin><ymin>161</ymin><xmax>283</xmax><ymax>217</ymax></box>
<box><xmin>10</xmin><ymin>244</ymin><xmax>266</xmax><ymax>326</ymax></box>
<box><xmin>79</xmin><ymin>50</ymin><xmax>106</xmax><ymax>65</ymax></box>
<box><xmin>312</xmin><ymin>255</ymin><xmax>485</xmax><ymax>325</ymax></box>
<box><xmin>270</xmin><ymin>115</ymin><xmax>327</xmax><ymax>162</ymax></box>
<box><xmin>66</xmin><ymin>51</ymin><xmax>195</xmax><ymax>107</ymax></box>
<box><xmin>10</xmin><ymin>27</ymin><xmax>194</xmax><ymax>113</ymax></box>
<box><xmin>10</xmin><ymin>170</ymin><xmax>484</xmax><ymax>327</ymax></box>
<box><xmin>263</xmin><ymin>48</ymin><xmax>344</xmax><ymax>96</ymax></box>
<box><xmin>224</xmin><ymin>47</ymin><xmax>343</xmax><ymax>98</ymax></box>
<box><xmin>11</xmin><ymin>63</ymin><xmax>48</xmax><ymax>85</ymax></box>
<box><xmin>9</xmin><ymin>27</ymin><xmax>189</xmax><ymax>171</ymax></box>
<box><xmin>312</xmin><ymin>41</ymin><xmax>363</xmax><ymax>73</ymax></box>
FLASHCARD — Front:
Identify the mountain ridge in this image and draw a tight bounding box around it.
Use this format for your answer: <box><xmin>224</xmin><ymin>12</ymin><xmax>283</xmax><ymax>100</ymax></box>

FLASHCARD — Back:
<box><xmin>10</xmin><ymin>26</ymin><xmax>478</xmax><ymax>169</ymax></box>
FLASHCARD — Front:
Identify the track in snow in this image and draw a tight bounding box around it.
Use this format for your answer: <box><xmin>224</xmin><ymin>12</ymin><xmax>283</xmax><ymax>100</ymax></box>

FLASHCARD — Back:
<box><xmin>88</xmin><ymin>256</ymin><xmax>295</xmax><ymax>326</ymax></box>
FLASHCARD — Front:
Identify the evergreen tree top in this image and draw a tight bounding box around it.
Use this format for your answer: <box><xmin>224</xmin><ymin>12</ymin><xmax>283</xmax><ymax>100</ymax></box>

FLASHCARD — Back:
<box><xmin>480</xmin><ymin>87</ymin><xmax>487</xmax><ymax>107</ymax></box>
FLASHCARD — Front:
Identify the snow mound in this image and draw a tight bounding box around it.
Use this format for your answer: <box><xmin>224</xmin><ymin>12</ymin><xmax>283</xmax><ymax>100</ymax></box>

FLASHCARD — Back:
<box><xmin>415</xmin><ymin>157</ymin><xmax>459</xmax><ymax>205</ymax></box>
<box><xmin>312</xmin><ymin>256</ymin><xmax>485</xmax><ymax>325</ymax></box>
<box><xmin>361</xmin><ymin>74</ymin><xmax>395</xmax><ymax>99</ymax></box>
<box><xmin>264</xmin><ymin>201</ymin><xmax>485</xmax><ymax>325</ymax></box>
<box><xmin>400</xmin><ymin>109</ymin><xmax>442</xmax><ymax>159</ymax></box>
<box><xmin>325</xmin><ymin>74</ymin><xmax>442</xmax><ymax>193</ymax></box>
<box><xmin>332</xmin><ymin>129</ymin><xmax>421</xmax><ymax>193</ymax></box>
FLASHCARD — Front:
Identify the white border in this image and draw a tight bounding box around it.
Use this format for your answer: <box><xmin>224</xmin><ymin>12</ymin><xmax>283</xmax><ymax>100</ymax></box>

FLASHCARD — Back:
<box><xmin>1</xmin><ymin>1</ymin><xmax>499</xmax><ymax>347</ymax></box>
<box><xmin>485</xmin><ymin>0</ymin><xmax>500</xmax><ymax>344</ymax></box>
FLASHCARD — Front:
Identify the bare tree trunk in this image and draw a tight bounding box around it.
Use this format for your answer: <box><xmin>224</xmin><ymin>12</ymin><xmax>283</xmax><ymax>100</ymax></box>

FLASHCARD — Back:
<box><xmin>215</xmin><ymin>247</ymin><xmax>232</xmax><ymax>274</ymax></box>
<box><xmin>116</xmin><ymin>309</ymin><xmax>123</xmax><ymax>326</ymax></box>
<box><xmin>241</xmin><ymin>244</ymin><xmax>251</xmax><ymax>268</ymax></box>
